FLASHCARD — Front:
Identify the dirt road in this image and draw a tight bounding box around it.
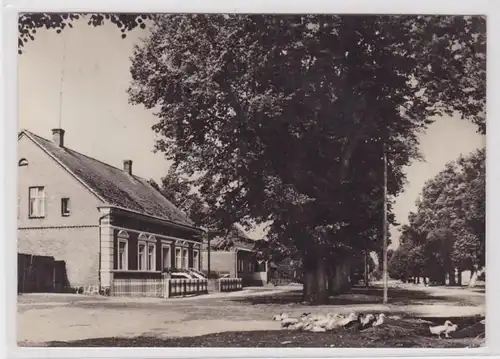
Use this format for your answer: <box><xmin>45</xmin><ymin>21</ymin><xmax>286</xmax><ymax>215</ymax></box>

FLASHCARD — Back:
<box><xmin>17</xmin><ymin>285</ymin><xmax>484</xmax><ymax>345</ymax></box>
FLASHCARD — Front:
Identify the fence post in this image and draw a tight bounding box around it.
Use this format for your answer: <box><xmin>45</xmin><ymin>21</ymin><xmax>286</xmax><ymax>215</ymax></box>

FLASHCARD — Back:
<box><xmin>108</xmin><ymin>272</ymin><xmax>114</xmax><ymax>296</ymax></box>
<box><xmin>164</xmin><ymin>278</ymin><xmax>170</xmax><ymax>299</ymax></box>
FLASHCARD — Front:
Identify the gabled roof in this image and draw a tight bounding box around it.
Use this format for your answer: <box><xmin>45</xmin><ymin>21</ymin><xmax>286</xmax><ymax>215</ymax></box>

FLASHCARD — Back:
<box><xmin>210</xmin><ymin>225</ymin><xmax>257</xmax><ymax>251</ymax></box>
<box><xmin>20</xmin><ymin>130</ymin><xmax>198</xmax><ymax>229</ymax></box>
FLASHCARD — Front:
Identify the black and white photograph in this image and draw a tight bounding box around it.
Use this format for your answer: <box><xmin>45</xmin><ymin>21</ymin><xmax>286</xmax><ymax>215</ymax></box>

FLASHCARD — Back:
<box><xmin>14</xmin><ymin>11</ymin><xmax>486</xmax><ymax>349</ymax></box>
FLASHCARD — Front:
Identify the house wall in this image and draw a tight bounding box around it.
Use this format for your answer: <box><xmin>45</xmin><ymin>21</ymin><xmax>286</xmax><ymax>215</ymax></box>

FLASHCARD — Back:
<box><xmin>111</xmin><ymin>214</ymin><xmax>200</xmax><ymax>242</ymax></box>
<box><xmin>236</xmin><ymin>251</ymin><xmax>261</xmax><ymax>286</ymax></box>
<box><xmin>99</xmin><ymin>210</ymin><xmax>202</xmax><ymax>289</ymax></box>
<box><xmin>17</xmin><ymin>135</ymin><xmax>103</xmax><ymax>288</ymax></box>
<box><xmin>201</xmin><ymin>250</ymin><xmax>237</xmax><ymax>277</ymax></box>
<box><xmin>18</xmin><ymin>227</ymin><xmax>100</xmax><ymax>287</ymax></box>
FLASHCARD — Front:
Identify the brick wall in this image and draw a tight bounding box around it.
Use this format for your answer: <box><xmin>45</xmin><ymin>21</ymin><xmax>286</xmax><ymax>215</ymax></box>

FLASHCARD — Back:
<box><xmin>18</xmin><ymin>226</ymin><xmax>100</xmax><ymax>287</ymax></box>
<box><xmin>17</xmin><ymin>135</ymin><xmax>103</xmax><ymax>288</ymax></box>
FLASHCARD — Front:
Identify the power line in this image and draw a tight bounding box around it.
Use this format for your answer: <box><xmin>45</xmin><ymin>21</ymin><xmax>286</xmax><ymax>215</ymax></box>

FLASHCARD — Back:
<box><xmin>58</xmin><ymin>32</ymin><xmax>68</xmax><ymax>129</ymax></box>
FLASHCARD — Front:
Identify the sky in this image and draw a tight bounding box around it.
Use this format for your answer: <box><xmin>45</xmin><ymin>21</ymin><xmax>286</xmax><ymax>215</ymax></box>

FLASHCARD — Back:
<box><xmin>18</xmin><ymin>20</ymin><xmax>486</xmax><ymax>248</ymax></box>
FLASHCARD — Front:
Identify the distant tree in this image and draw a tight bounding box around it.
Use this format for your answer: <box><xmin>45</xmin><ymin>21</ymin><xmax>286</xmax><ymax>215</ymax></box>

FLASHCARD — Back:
<box><xmin>402</xmin><ymin>148</ymin><xmax>485</xmax><ymax>286</ymax></box>
<box><xmin>147</xmin><ymin>169</ymin><xmax>214</xmax><ymax>230</ymax></box>
<box><xmin>388</xmin><ymin>246</ymin><xmax>411</xmax><ymax>282</ymax></box>
<box><xmin>424</xmin><ymin>228</ymin><xmax>456</xmax><ymax>285</ymax></box>
<box><xmin>388</xmin><ymin>241</ymin><xmax>426</xmax><ymax>283</ymax></box>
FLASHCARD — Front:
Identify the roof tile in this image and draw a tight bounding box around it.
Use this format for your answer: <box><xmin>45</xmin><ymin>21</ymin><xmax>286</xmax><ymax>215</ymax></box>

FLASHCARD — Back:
<box><xmin>23</xmin><ymin>130</ymin><xmax>195</xmax><ymax>227</ymax></box>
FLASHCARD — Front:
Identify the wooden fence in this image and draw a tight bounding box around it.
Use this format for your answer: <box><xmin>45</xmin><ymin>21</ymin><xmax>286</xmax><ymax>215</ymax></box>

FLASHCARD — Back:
<box><xmin>18</xmin><ymin>253</ymin><xmax>69</xmax><ymax>293</ymax></box>
<box><xmin>111</xmin><ymin>276</ymin><xmax>208</xmax><ymax>298</ymax></box>
<box><xmin>164</xmin><ymin>278</ymin><xmax>208</xmax><ymax>298</ymax></box>
<box><xmin>218</xmin><ymin>277</ymin><xmax>243</xmax><ymax>292</ymax></box>
<box><xmin>111</xmin><ymin>278</ymin><xmax>164</xmax><ymax>297</ymax></box>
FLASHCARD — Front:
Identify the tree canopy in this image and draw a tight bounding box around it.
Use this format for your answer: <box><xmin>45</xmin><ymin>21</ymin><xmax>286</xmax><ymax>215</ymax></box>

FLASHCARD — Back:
<box><xmin>388</xmin><ymin>148</ymin><xmax>485</xmax><ymax>285</ymax></box>
<box><xmin>126</xmin><ymin>14</ymin><xmax>485</xmax><ymax>301</ymax></box>
<box><xmin>18</xmin><ymin>13</ymin><xmax>152</xmax><ymax>53</ymax></box>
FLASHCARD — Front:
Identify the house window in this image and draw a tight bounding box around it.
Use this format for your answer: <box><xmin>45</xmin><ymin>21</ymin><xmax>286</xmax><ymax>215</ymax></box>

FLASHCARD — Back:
<box><xmin>18</xmin><ymin>158</ymin><xmax>28</xmax><ymax>166</ymax></box>
<box><xmin>117</xmin><ymin>230</ymin><xmax>129</xmax><ymax>270</ymax></box>
<box><xmin>193</xmin><ymin>249</ymin><xmax>199</xmax><ymax>270</ymax></box>
<box><xmin>138</xmin><ymin>241</ymin><xmax>147</xmax><ymax>270</ymax></box>
<box><xmin>237</xmin><ymin>259</ymin><xmax>244</xmax><ymax>272</ymax></box>
<box><xmin>147</xmin><ymin>243</ymin><xmax>156</xmax><ymax>271</ymax></box>
<box><xmin>61</xmin><ymin>198</ymin><xmax>70</xmax><ymax>216</ymax></box>
<box><xmin>28</xmin><ymin>186</ymin><xmax>46</xmax><ymax>218</ymax></box>
<box><xmin>248</xmin><ymin>262</ymin><xmax>253</xmax><ymax>272</ymax></box>
<box><xmin>175</xmin><ymin>248</ymin><xmax>182</xmax><ymax>268</ymax></box>
<box><xmin>118</xmin><ymin>239</ymin><xmax>128</xmax><ymax>270</ymax></box>
<box><xmin>182</xmin><ymin>248</ymin><xmax>188</xmax><ymax>269</ymax></box>
<box><xmin>161</xmin><ymin>244</ymin><xmax>171</xmax><ymax>270</ymax></box>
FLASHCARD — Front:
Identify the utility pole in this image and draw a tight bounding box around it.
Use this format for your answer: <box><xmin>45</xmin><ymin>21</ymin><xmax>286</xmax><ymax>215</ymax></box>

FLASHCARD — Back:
<box><xmin>207</xmin><ymin>231</ymin><xmax>211</xmax><ymax>278</ymax></box>
<box><xmin>364</xmin><ymin>251</ymin><xmax>369</xmax><ymax>287</ymax></box>
<box><xmin>382</xmin><ymin>144</ymin><xmax>389</xmax><ymax>304</ymax></box>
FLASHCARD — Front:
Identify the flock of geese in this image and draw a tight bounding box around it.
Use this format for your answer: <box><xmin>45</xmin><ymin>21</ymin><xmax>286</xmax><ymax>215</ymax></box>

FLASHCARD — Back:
<box><xmin>272</xmin><ymin>312</ymin><xmax>386</xmax><ymax>333</ymax></box>
<box><xmin>273</xmin><ymin>312</ymin><xmax>464</xmax><ymax>339</ymax></box>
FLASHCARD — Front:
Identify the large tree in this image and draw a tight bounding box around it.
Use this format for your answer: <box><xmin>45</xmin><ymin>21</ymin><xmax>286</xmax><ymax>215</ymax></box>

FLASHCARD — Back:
<box><xmin>126</xmin><ymin>15</ymin><xmax>485</xmax><ymax>302</ymax></box>
<box><xmin>394</xmin><ymin>148</ymin><xmax>485</xmax><ymax>286</ymax></box>
<box><xmin>19</xmin><ymin>14</ymin><xmax>486</xmax><ymax>302</ymax></box>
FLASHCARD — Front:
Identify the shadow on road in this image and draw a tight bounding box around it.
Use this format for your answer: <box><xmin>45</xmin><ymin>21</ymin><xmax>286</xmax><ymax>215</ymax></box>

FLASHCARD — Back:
<box><xmin>230</xmin><ymin>286</ymin><xmax>477</xmax><ymax>306</ymax></box>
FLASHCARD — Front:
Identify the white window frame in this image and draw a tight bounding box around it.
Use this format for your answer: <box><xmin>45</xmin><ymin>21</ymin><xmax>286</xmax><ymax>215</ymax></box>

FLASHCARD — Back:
<box><xmin>117</xmin><ymin>230</ymin><xmax>129</xmax><ymax>270</ymax></box>
<box><xmin>117</xmin><ymin>239</ymin><xmax>128</xmax><ymax>270</ymax></box>
<box><xmin>138</xmin><ymin>241</ymin><xmax>147</xmax><ymax>271</ymax></box>
<box><xmin>147</xmin><ymin>242</ymin><xmax>156</xmax><ymax>271</ymax></box>
<box><xmin>192</xmin><ymin>249</ymin><xmax>199</xmax><ymax>270</ymax></box>
<box><xmin>61</xmin><ymin>197</ymin><xmax>70</xmax><ymax>217</ymax></box>
<box><xmin>182</xmin><ymin>248</ymin><xmax>189</xmax><ymax>269</ymax></box>
<box><xmin>161</xmin><ymin>243</ymin><xmax>171</xmax><ymax>270</ymax></box>
<box><xmin>175</xmin><ymin>248</ymin><xmax>182</xmax><ymax>269</ymax></box>
<box><xmin>28</xmin><ymin>186</ymin><xmax>46</xmax><ymax>218</ymax></box>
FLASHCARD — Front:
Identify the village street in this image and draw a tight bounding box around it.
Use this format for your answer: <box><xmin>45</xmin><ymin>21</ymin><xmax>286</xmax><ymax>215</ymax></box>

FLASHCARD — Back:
<box><xmin>17</xmin><ymin>284</ymin><xmax>485</xmax><ymax>346</ymax></box>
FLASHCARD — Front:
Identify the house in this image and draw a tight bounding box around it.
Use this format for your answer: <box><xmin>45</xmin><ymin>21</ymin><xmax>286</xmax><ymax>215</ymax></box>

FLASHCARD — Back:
<box><xmin>17</xmin><ymin>128</ymin><xmax>204</xmax><ymax>293</ymax></box>
<box><xmin>201</xmin><ymin>226</ymin><xmax>269</xmax><ymax>286</ymax></box>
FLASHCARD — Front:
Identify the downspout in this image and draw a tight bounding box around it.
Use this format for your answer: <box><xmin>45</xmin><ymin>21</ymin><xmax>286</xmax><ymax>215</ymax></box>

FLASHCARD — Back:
<box><xmin>98</xmin><ymin>212</ymin><xmax>111</xmax><ymax>289</ymax></box>
<box><xmin>234</xmin><ymin>249</ymin><xmax>239</xmax><ymax>279</ymax></box>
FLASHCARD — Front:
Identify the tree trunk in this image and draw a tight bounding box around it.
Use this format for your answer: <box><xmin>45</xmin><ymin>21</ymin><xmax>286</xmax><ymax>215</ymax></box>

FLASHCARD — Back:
<box><xmin>468</xmin><ymin>267</ymin><xmax>478</xmax><ymax>288</ymax></box>
<box><xmin>314</xmin><ymin>255</ymin><xmax>329</xmax><ymax>304</ymax></box>
<box><xmin>457</xmin><ymin>269</ymin><xmax>462</xmax><ymax>286</ymax></box>
<box><xmin>448</xmin><ymin>269</ymin><xmax>456</xmax><ymax>286</ymax></box>
<box><xmin>341</xmin><ymin>261</ymin><xmax>351</xmax><ymax>292</ymax></box>
<box><xmin>327</xmin><ymin>261</ymin><xmax>336</xmax><ymax>296</ymax></box>
<box><xmin>302</xmin><ymin>266</ymin><xmax>317</xmax><ymax>303</ymax></box>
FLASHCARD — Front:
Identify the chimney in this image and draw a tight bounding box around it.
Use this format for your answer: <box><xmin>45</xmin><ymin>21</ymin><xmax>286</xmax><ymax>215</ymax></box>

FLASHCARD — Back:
<box><xmin>123</xmin><ymin>160</ymin><xmax>133</xmax><ymax>175</ymax></box>
<box><xmin>52</xmin><ymin>128</ymin><xmax>65</xmax><ymax>147</ymax></box>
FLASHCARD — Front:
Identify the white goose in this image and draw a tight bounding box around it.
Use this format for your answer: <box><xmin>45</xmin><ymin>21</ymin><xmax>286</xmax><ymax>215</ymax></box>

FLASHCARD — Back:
<box><xmin>360</xmin><ymin>314</ymin><xmax>376</xmax><ymax>329</ymax></box>
<box><xmin>429</xmin><ymin>320</ymin><xmax>453</xmax><ymax>339</ymax></box>
<box><xmin>373</xmin><ymin>313</ymin><xmax>386</xmax><ymax>327</ymax></box>
<box><xmin>338</xmin><ymin>312</ymin><xmax>358</xmax><ymax>327</ymax></box>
